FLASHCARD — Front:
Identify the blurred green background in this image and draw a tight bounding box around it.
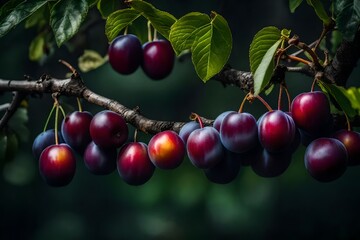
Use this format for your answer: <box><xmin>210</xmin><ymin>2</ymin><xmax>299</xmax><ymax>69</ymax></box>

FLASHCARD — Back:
<box><xmin>1</xmin><ymin>0</ymin><xmax>360</xmax><ymax>239</ymax></box>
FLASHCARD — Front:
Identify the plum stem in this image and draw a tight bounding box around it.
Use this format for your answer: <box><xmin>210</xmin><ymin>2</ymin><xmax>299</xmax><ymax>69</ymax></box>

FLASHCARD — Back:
<box><xmin>190</xmin><ymin>112</ymin><xmax>204</xmax><ymax>128</ymax></box>
<box><xmin>54</xmin><ymin>100</ymin><xmax>60</xmax><ymax>145</ymax></box>
<box><xmin>77</xmin><ymin>97</ymin><xmax>83</xmax><ymax>112</ymax></box>
<box><xmin>147</xmin><ymin>21</ymin><xmax>152</xmax><ymax>42</ymax></box>
<box><xmin>256</xmin><ymin>95</ymin><xmax>273</xmax><ymax>112</ymax></box>
<box><xmin>277</xmin><ymin>85</ymin><xmax>283</xmax><ymax>110</ymax></box>
<box><xmin>283</xmin><ymin>85</ymin><xmax>292</xmax><ymax>111</ymax></box>
<box><xmin>239</xmin><ymin>92</ymin><xmax>251</xmax><ymax>113</ymax></box>
<box><xmin>43</xmin><ymin>104</ymin><xmax>56</xmax><ymax>132</ymax></box>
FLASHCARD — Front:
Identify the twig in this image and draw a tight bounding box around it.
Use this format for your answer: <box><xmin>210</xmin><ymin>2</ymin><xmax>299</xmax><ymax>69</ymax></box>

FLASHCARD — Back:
<box><xmin>0</xmin><ymin>92</ymin><xmax>27</xmax><ymax>130</ymax></box>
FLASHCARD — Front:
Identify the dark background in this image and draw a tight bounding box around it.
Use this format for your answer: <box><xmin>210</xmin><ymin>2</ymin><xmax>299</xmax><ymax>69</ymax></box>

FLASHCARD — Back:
<box><xmin>1</xmin><ymin>0</ymin><xmax>360</xmax><ymax>239</ymax></box>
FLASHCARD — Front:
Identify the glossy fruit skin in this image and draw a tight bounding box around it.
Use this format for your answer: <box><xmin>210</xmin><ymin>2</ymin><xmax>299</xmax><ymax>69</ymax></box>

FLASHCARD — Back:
<box><xmin>108</xmin><ymin>34</ymin><xmax>143</xmax><ymax>75</ymax></box>
<box><xmin>291</xmin><ymin>91</ymin><xmax>331</xmax><ymax>135</ymax></box>
<box><xmin>61</xmin><ymin>111</ymin><xmax>93</xmax><ymax>153</ymax></box>
<box><xmin>90</xmin><ymin>110</ymin><xmax>128</xmax><ymax>149</ymax></box>
<box><xmin>333</xmin><ymin>130</ymin><xmax>360</xmax><ymax>166</ymax></box>
<box><xmin>32</xmin><ymin>129</ymin><xmax>64</xmax><ymax>160</ymax></box>
<box><xmin>39</xmin><ymin>144</ymin><xmax>76</xmax><ymax>187</ymax></box>
<box><xmin>142</xmin><ymin>40</ymin><xmax>175</xmax><ymax>80</ymax></box>
<box><xmin>179</xmin><ymin>121</ymin><xmax>200</xmax><ymax>144</ymax></box>
<box><xmin>117</xmin><ymin>142</ymin><xmax>155</xmax><ymax>185</ymax></box>
<box><xmin>251</xmin><ymin>149</ymin><xmax>292</xmax><ymax>178</ymax></box>
<box><xmin>213</xmin><ymin>111</ymin><xmax>236</xmax><ymax>132</ymax></box>
<box><xmin>187</xmin><ymin>127</ymin><xmax>225</xmax><ymax>169</ymax></box>
<box><xmin>220</xmin><ymin>112</ymin><xmax>258</xmax><ymax>153</ymax></box>
<box><xmin>258</xmin><ymin>110</ymin><xmax>296</xmax><ymax>152</ymax></box>
<box><xmin>83</xmin><ymin>141</ymin><xmax>117</xmax><ymax>175</ymax></box>
<box><xmin>204</xmin><ymin>150</ymin><xmax>241</xmax><ymax>184</ymax></box>
<box><xmin>148</xmin><ymin>130</ymin><xmax>185</xmax><ymax>169</ymax></box>
<box><xmin>304</xmin><ymin>138</ymin><xmax>348</xmax><ymax>182</ymax></box>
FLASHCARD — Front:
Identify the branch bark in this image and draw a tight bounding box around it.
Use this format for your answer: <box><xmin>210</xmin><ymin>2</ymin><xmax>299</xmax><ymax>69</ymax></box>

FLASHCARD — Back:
<box><xmin>0</xmin><ymin>77</ymin><xmax>213</xmax><ymax>134</ymax></box>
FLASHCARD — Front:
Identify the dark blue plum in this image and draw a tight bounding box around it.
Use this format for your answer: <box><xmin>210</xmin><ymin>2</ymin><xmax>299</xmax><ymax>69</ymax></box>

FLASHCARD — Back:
<box><xmin>251</xmin><ymin>149</ymin><xmax>292</xmax><ymax>178</ymax></box>
<box><xmin>32</xmin><ymin>129</ymin><xmax>64</xmax><ymax>160</ymax></box>
<box><xmin>220</xmin><ymin>112</ymin><xmax>258</xmax><ymax>153</ymax></box>
<box><xmin>179</xmin><ymin>121</ymin><xmax>200</xmax><ymax>144</ymax></box>
<box><xmin>204</xmin><ymin>149</ymin><xmax>241</xmax><ymax>184</ymax></box>
<box><xmin>83</xmin><ymin>141</ymin><xmax>117</xmax><ymax>175</ymax></box>
<box><xmin>213</xmin><ymin>111</ymin><xmax>236</xmax><ymax>132</ymax></box>
<box><xmin>187</xmin><ymin>126</ymin><xmax>225</xmax><ymax>169</ymax></box>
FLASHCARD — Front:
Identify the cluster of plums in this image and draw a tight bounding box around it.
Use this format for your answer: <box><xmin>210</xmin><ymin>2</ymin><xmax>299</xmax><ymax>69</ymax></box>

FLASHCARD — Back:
<box><xmin>108</xmin><ymin>34</ymin><xmax>175</xmax><ymax>80</ymax></box>
<box><xmin>32</xmin><ymin>91</ymin><xmax>360</xmax><ymax>187</ymax></box>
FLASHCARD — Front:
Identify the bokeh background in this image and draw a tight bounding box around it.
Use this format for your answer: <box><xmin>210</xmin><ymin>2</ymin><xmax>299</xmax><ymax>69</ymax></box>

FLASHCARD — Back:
<box><xmin>1</xmin><ymin>0</ymin><xmax>360</xmax><ymax>239</ymax></box>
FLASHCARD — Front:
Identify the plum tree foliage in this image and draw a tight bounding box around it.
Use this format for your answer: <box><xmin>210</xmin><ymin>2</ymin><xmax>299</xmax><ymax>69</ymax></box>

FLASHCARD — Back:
<box><xmin>0</xmin><ymin>0</ymin><xmax>359</xmax><ymax>185</ymax></box>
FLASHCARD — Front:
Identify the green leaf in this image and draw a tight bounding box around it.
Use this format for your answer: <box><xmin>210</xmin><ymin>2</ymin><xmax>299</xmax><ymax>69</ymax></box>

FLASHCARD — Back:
<box><xmin>50</xmin><ymin>0</ymin><xmax>89</xmax><ymax>46</ymax></box>
<box><xmin>346</xmin><ymin>87</ymin><xmax>360</xmax><ymax>112</ymax></box>
<box><xmin>334</xmin><ymin>0</ymin><xmax>360</xmax><ymax>41</ymax></box>
<box><xmin>253</xmin><ymin>39</ymin><xmax>282</xmax><ymax>96</ymax></box>
<box><xmin>331</xmin><ymin>30</ymin><xmax>343</xmax><ymax>53</ymax></box>
<box><xmin>105</xmin><ymin>8</ymin><xmax>141</xmax><ymax>42</ymax></box>
<box><xmin>0</xmin><ymin>0</ymin><xmax>25</xmax><ymax>20</ymax></box>
<box><xmin>97</xmin><ymin>0</ymin><xmax>120</xmax><ymax>19</ymax></box>
<box><xmin>8</xmin><ymin>108</ymin><xmax>29</xmax><ymax>142</ymax></box>
<box><xmin>169</xmin><ymin>12</ymin><xmax>210</xmax><ymax>56</ymax></box>
<box><xmin>306</xmin><ymin>0</ymin><xmax>332</xmax><ymax>26</ymax></box>
<box><xmin>249</xmin><ymin>26</ymin><xmax>281</xmax><ymax>74</ymax></box>
<box><xmin>289</xmin><ymin>0</ymin><xmax>303</xmax><ymax>13</ymax></box>
<box><xmin>29</xmin><ymin>33</ymin><xmax>45</xmax><ymax>61</ymax></box>
<box><xmin>0</xmin><ymin>132</ymin><xmax>7</xmax><ymax>162</ymax></box>
<box><xmin>128</xmin><ymin>0</ymin><xmax>176</xmax><ymax>40</ymax></box>
<box><xmin>190</xmin><ymin>12</ymin><xmax>232</xmax><ymax>82</ymax></box>
<box><xmin>318</xmin><ymin>82</ymin><xmax>357</xmax><ymax>118</ymax></box>
<box><xmin>0</xmin><ymin>0</ymin><xmax>49</xmax><ymax>38</ymax></box>
<box><xmin>24</xmin><ymin>4</ymin><xmax>48</xmax><ymax>29</ymax></box>
<box><xmin>78</xmin><ymin>49</ymin><xmax>107</xmax><ymax>72</ymax></box>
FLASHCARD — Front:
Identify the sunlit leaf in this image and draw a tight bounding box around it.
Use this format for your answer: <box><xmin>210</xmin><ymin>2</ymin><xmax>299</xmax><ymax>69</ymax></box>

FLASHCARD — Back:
<box><xmin>169</xmin><ymin>12</ymin><xmax>209</xmax><ymax>56</ymax></box>
<box><xmin>105</xmin><ymin>8</ymin><xmax>141</xmax><ymax>42</ymax></box>
<box><xmin>128</xmin><ymin>0</ymin><xmax>176</xmax><ymax>40</ymax></box>
<box><xmin>50</xmin><ymin>0</ymin><xmax>89</xmax><ymax>46</ymax></box>
<box><xmin>189</xmin><ymin>12</ymin><xmax>232</xmax><ymax>82</ymax></box>
<box><xmin>345</xmin><ymin>87</ymin><xmax>360</xmax><ymax>112</ymax></box>
<box><xmin>249</xmin><ymin>26</ymin><xmax>281</xmax><ymax>74</ymax></box>
<box><xmin>318</xmin><ymin>82</ymin><xmax>357</xmax><ymax>118</ymax></box>
<box><xmin>253</xmin><ymin>39</ymin><xmax>282</xmax><ymax>96</ymax></box>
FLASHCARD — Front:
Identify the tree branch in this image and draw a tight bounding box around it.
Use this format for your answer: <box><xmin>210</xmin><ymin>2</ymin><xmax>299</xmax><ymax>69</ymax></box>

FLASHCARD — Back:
<box><xmin>0</xmin><ymin>91</ymin><xmax>27</xmax><ymax>130</ymax></box>
<box><xmin>324</xmin><ymin>28</ymin><xmax>360</xmax><ymax>86</ymax></box>
<box><xmin>0</xmin><ymin>78</ymin><xmax>213</xmax><ymax>134</ymax></box>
